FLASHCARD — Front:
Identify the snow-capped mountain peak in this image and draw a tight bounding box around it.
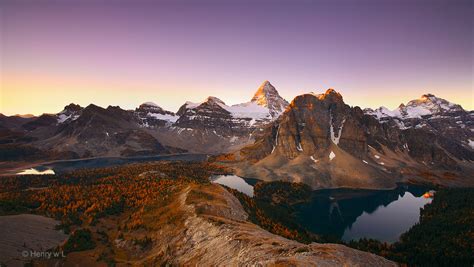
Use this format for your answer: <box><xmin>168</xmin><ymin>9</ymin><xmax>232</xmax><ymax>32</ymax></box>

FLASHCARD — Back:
<box><xmin>171</xmin><ymin>81</ymin><xmax>290</xmax><ymax>134</ymax></box>
<box><xmin>250</xmin><ymin>80</ymin><xmax>289</xmax><ymax>118</ymax></box>
<box><xmin>138</xmin><ymin>102</ymin><xmax>167</xmax><ymax>112</ymax></box>
<box><xmin>57</xmin><ymin>103</ymin><xmax>82</xmax><ymax>124</ymax></box>
<box><xmin>135</xmin><ymin>102</ymin><xmax>178</xmax><ymax>127</ymax></box>
<box><xmin>251</xmin><ymin>80</ymin><xmax>274</xmax><ymax>106</ymax></box>
<box><xmin>364</xmin><ymin>106</ymin><xmax>400</xmax><ymax>120</ymax></box>
<box><xmin>364</xmin><ymin>94</ymin><xmax>471</xmax><ymax>141</ymax></box>
<box><xmin>366</xmin><ymin>94</ymin><xmax>464</xmax><ymax>120</ymax></box>
<box><xmin>399</xmin><ymin>94</ymin><xmax>463</xmax><ymax>119</ymax></box>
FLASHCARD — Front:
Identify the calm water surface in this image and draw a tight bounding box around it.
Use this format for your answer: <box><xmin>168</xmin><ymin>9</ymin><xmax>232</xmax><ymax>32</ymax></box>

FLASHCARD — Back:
<box><xmin>341</xmin><ymin>191</ymin><xmax>431</xmax><ymax>242</ymax></box>
<box><xmin>295</xmin><ymin>186</ymin><xmax>433</xmax><ymax>242</ymax></box>
<box><xmin>211</xmin><ymin>175</ymin><xmax>433</xmax><ymax>243</ymax></box>
<box><xmin>211</xmin><ymin>175</ymin><xmax>254</xmax><ymax>197</ymax></box>
<box><xmin>16</xmin><ymin>154</ymin><xmax>207</xmax><ymax>175</ymax></box>
<box><xmin>16</xmin><ymin>168</ymin><xmax>55</xmax><ymax>175</ymax></box>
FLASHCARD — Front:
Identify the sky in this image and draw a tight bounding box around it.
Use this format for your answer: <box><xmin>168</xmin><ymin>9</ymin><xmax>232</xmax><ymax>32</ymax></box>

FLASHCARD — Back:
<box><xmin>1</xmin><ymin>0</ymin><xmax>472</xmax><ymax>115</ymax></box>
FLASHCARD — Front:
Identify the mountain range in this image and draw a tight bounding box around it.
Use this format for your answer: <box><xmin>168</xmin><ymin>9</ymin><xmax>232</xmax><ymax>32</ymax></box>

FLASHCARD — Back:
<box><xmin>230</xmin><ymin>89</ymin><xmax>473</xmax><ymax>189</ymax></box>
<box><xmin>0</xmin><ymin>81</ymin><xmax>287</xmax><ymax>160</ymax></box>
<box><xmin>1</xmin><ymin>81</ymin><xmax>473</xmax><ymax>188</ymax></box>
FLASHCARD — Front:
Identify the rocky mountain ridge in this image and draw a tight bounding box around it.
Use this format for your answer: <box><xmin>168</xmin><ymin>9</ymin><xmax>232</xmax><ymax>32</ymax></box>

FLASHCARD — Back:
<box><xmin>231</xmin><ymin>89</ymin><xmax>474</xmax><ymax>189</ymax></box>
<box><xmin>1</xmin><ymin>83</ymin><xmax>473</xmax><ymax>189</ymax></box>
<box><xmin>0</xmin><ymin>81</ymin><xmax>290</xmax><ymax>158</ymax></box>
<box><xmin>364</xmin><ymin>93</ymin><xmax>473</xmax><ymax>152</ymax></box>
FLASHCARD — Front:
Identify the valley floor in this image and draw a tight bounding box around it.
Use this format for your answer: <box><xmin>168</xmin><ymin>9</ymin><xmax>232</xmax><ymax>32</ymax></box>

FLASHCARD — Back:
<box><xmin>0</xmin><ymin>162</ymin><xmax>395</xmax><ymax>266</ymax></box>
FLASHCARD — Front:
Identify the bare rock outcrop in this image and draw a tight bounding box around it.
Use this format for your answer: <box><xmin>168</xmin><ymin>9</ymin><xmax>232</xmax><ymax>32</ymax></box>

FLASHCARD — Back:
<box><xmin>136</xmin><ymin>184</ymin><xmax>396</xmax><ymax>266</ymax></box>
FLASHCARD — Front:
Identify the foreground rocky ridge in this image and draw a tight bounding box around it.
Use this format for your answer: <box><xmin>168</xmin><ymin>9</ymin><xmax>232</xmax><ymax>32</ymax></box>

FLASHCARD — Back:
<box><xmin>56</xmin><ymin>183</ymin><xmax>395</xmax><ymax>266</ymax></box>
<box><xmin>160</xmin><ymin>184</ymin><xmax>395</xmax><ymax>266</ymax></box>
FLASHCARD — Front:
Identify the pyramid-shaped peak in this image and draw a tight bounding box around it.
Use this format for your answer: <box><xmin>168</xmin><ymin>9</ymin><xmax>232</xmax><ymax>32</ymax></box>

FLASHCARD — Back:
<box><xmin>253</xmin><ymin>80</ymin><xmax>277</xmax><ymax>96</ymax></box>
<box><xmin>251</xmin><ymin>81</ymin><xmax>284</xmax><ymax>105</ymax></box>
<box><xmin>250</xmin><ymin>80</ymin><xmax>289</xmax><ymax>117</ymax></box>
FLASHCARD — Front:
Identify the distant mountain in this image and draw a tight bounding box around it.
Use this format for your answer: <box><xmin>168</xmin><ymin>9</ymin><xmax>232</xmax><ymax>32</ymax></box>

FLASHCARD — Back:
<box><xmin>0</xmin><ymin>113</ymin><xmax>35</xmax><ymax>132</ymax></box>
<box><xmin>1</xmin><ymin>82</ymin><xmax>473</xmax><ymax>189</ymax></box>
<box><xmin>56</xmin><ymin>103</ymin><xmax>83</xmax><ymax>124</ymax></box>
<box><xmin>232</xmin><ymin>89</ymin><xmax>474</xmax><ymax>189</ymax></box>
<box><xmin>152</xmin><ymin>81</ymin><xmax>289</xmax><ymax>153</ymax></box>
<box><xmin>135</xmin><ymin>102</ymin><xmax>179</xmax><ymax>127</ymax></box>
<box><xmin>175</xmin><ymin>81</ymin><xmax>289</xmax><ymax>130</ymax></box>
<box><xmin>41</xmin><ymin>104</ymin><xmax>174</xmax><ymax>157</ymax></box>
<box><xmin>251</xmin><ymin>80</ymin><xmax>289</xmax><ymax>118</ymax></box>
<box><xmin>0</xmin><ymin>81</ymin><xmax>289</xmax><ymax>158</ymax></box>
<box><xmin>364</xmin><ymin>94</ymin><xmax>473</xmax><ymax>151</ymax></box>
<box><xmin>365</xmin><ymin>94</ymin><xmax>464</xmax><ymax>120</ymax></box>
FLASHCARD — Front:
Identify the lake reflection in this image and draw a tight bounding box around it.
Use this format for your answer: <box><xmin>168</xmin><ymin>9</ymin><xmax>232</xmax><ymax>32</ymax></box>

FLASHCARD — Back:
<box><xmin>294</xmin><ymin>186</ymin><xmax>433</xmax><ymax>243</ymax></box>
<box><xmin>211</xmin><ymin>174</ymin><xmax>432</xmax><ymax>243</ymax></box>
<box><xmin>17</xmin><ymin>168</ymin><xmax>55</xmax><ymax>175</ymax></box>
<box><xmin>211</xmin><ymin>175</ymin><xmax>254</xmax><ymax>197</ymax></box>
<box><xmin>15</xmin><ymin>154</ymin><xmax>207</xmax><ymax>175</ymax></box>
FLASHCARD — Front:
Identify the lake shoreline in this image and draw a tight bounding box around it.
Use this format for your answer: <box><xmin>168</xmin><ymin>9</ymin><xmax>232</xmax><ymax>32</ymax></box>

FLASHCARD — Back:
<box><xmin>1</xmin><ymin>153</ymin><xmax>209</xmax><ymax>176</ymax></box>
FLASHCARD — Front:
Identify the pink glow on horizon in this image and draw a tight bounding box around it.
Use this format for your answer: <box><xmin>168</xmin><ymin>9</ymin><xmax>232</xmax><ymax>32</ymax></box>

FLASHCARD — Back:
<box><xmin>1</xmin><ymin>1</ymin><xmax>472</xmax><ymax>115</ymax></box>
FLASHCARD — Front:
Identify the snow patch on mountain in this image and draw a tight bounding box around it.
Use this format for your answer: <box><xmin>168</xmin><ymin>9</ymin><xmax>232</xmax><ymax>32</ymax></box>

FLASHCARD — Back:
<box><xmin>225</xmin><ymin>102</ymin><xmax>272</xmax><ymax>120</ymax></box>
<box><xmin>271</xmin><ymin>125</ymin><xmax>280</xmax><ymax>154</ymax></box>
<box><xmin>366</xmin><ymin>106</ymin><xmax>401</xmax><ymax>119</ymax></box>
<box><xmin>296</xmin><ymin>142</ymin><xmax>303</xmax><ymax>151</ymax></box>
<box><xmin>147</xmin><ymin>112</ymin><xmax>179</xmax><ymax>123</ymax></box>
<box><xmin>175</xmin><ymin>82</ymin><xmax>289</xmax><ymax>130</ymax></box>
<box><xmin>57</xmin><ymin>104</ymin><xmax>82</xmax><ymax>124</ymax></box>
<box><xmin>329</xmin><ymin>113</ymin><xmax>346</xmax><ymax>145</ymax></box>
<box><xmin>57</xmin><ymin>113</ymin><xmax>79</xmax><ymax>123</ymax></box>
<box><xmin>184</xmin><ymin>101</ymin><xmax>201</xmax><ymax>110</ymax></box>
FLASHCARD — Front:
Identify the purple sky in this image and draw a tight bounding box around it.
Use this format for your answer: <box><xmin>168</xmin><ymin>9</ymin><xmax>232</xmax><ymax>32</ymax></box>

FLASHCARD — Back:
<box><xmin>1</xmin><ymin>0</ymin><xmax>472</xmax><ymax>115</ymax></box>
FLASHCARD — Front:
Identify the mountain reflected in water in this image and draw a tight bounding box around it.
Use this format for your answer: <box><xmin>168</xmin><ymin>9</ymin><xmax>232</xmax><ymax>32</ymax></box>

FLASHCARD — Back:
<box><xmin>294</xmin><ymin>185</ymin><xmax>433</xmax><ymax>243</ymax></box>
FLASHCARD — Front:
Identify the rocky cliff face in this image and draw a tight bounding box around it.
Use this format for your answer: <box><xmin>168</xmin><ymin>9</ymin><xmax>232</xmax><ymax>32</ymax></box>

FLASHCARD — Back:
<box><xmin>234</xmin><ymin>89</ymin><xmax>474</xmax><ymax>189</ymax></box>
<box><xmin>175</xmin><ymin>96</ymin><xmax>249</xmax><ymax>136</ymax></box>
<box><xmin>270</xmin><ymin>89</ymin><xmax>367</xmax><ymax>159</ymax></box>
<box><xmin>30</xmin><ymin>104</ymin><xmax>171</xmax><ymax>158</ymax></box>
<box><xmin>364</xmin><ymin>94</ymin><xmax>474</xmax><ymax>167</ymax></box>
<box><xmin>151</xmin><ymin>81</ymin><xmax>289</xmax><ymax>153</ymax></box>
<box><xmin>135</xmin><ymin>102</ymin><xmax>179</xmax><ymax>128</ymax></box>
<box><xmin>1</xmin><ymin>83</ymin><xmax>472</xmax><ymax>181</ymax></box>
